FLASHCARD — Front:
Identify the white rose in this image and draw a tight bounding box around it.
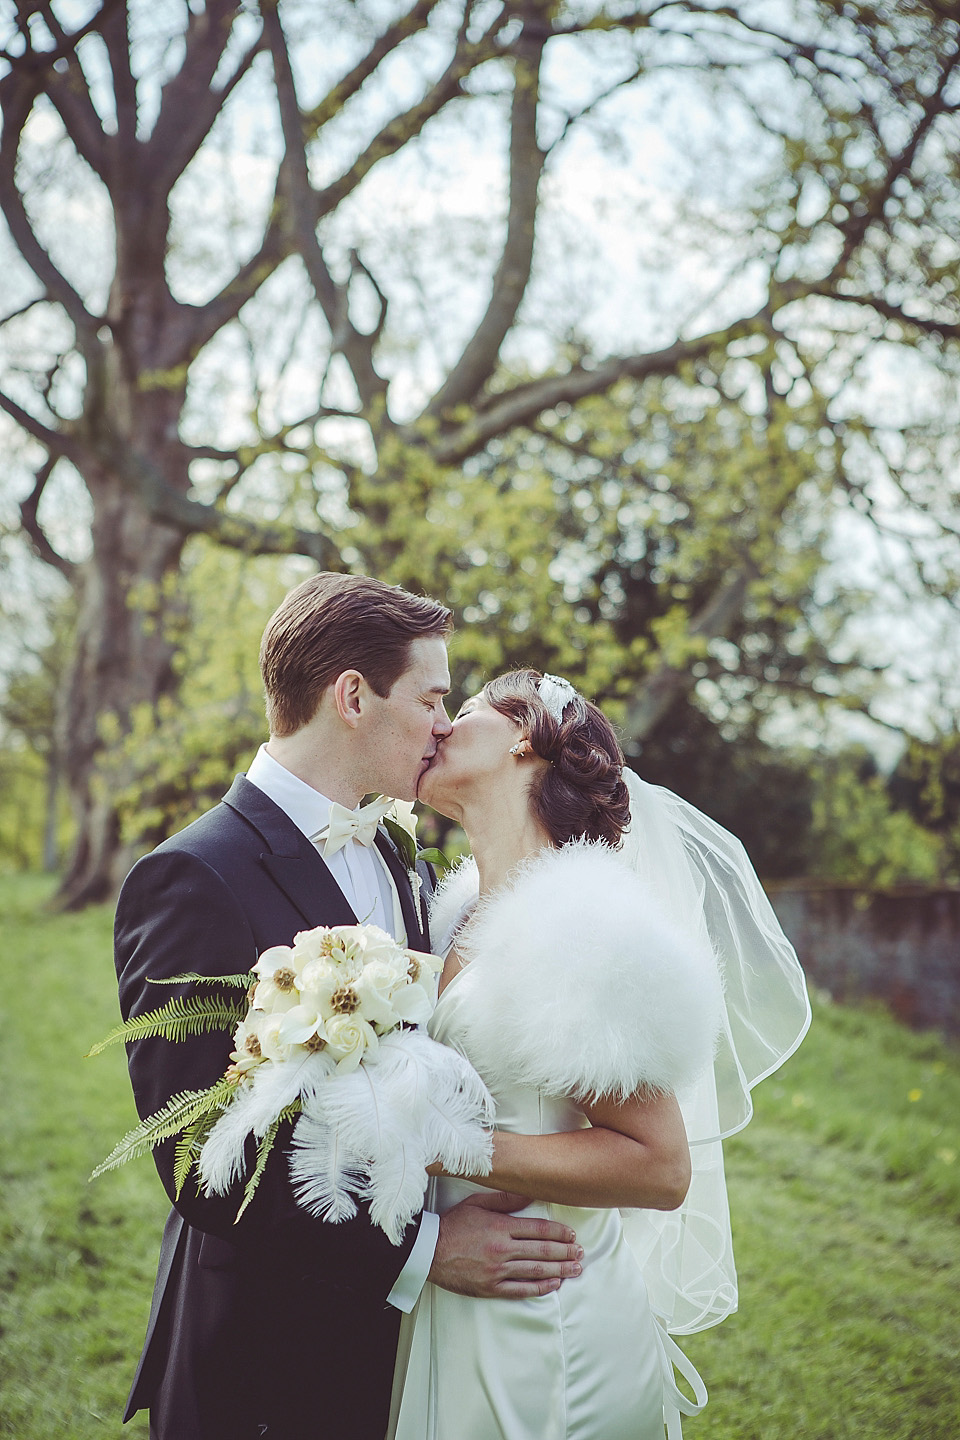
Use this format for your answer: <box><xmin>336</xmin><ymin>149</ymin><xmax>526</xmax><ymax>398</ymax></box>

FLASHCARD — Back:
<box><xmin>353</xmin><ymin>967</ymin><xmax>402</xmax><ymax>1030</ymax></box>
<box><xmin>291</xmin><ymin>926</ymin><xmax>335</xmax><ymax>964</ymax></box>
<box><xmin>324</xmin><ymin>1014</ymin><xmax>379</xmax><ymax>1073</ymax></box>
<box><xmin>257</xmin><ymin>1011</ymin><xmax>306</xmax><ymax>1063</ymax></box>
<box><xmin>356</xmin><ymin>926</ymin><xmax>405</xmax><ymax>966</ymax></box>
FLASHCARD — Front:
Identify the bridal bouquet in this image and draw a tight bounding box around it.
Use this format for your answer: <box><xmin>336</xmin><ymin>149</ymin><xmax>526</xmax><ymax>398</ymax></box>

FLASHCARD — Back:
<box><xmin>90</xmin><ymin>924</ymin><xmax>493</xmax><ymax>1242</ymax></box>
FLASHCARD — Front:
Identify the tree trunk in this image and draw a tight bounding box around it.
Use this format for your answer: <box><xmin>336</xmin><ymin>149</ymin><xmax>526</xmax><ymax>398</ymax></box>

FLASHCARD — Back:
<box><xmin>52</xmin><ymin>483</ymin><xmax>186</xmax><ymax>911</ymax></box>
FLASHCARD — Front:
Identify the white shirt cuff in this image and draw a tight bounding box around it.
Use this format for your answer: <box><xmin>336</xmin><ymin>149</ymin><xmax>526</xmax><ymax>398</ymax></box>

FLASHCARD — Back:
<box><xmin>386</xmin><ymin>1210</ymin><xmax>440</xmax><ymax>1313</ymax></box>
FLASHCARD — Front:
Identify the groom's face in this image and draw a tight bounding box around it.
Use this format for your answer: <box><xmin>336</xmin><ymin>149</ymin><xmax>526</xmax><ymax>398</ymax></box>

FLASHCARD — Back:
<box><xmin>363</xmin><ymin>636</ymin><xmax>452</xmax><ymax>801</ymax></box>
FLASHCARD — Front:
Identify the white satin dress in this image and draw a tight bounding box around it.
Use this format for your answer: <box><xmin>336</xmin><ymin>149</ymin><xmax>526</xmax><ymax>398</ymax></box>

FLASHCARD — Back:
<box><xmin>387</xmin><ymin>966</ymin><xmax>703</xmax><ymax>1440</ymax></box>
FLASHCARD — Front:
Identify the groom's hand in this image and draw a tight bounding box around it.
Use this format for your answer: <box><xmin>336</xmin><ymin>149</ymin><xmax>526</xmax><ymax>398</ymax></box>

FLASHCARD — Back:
<box><xmin>429</xmin><ymin>1191</ymin><xmax>583</xmax><ymax>1299</ymax></box>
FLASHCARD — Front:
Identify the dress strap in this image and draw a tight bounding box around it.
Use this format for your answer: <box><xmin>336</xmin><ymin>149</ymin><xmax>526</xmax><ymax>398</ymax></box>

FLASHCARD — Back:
<box><xmin>652</xmin><ymin>1316</ymin><xmax>709</xmax><ymax>1440</ymax></box>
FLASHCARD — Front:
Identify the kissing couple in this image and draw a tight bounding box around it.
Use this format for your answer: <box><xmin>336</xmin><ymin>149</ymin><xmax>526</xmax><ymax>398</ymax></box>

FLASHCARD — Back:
<box><xmin>115</xmin><ymin>571</ymin><xmax>810</xmax><ymax>1440</ymax></box>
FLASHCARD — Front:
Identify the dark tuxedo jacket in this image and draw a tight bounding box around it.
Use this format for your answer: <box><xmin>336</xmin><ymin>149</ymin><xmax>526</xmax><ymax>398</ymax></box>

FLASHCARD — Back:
<box><xmin>114</xmin><ymin>775</ymin><xmax>435</xmax><ymax>1440</ymax></box>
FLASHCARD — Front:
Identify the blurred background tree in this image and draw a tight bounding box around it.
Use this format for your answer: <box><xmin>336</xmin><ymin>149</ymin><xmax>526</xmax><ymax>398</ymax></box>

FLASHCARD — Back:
<box><xmin>1</xmin><ymin>0</ymin><xmax>958</xmax><ymax>903</ymax></box>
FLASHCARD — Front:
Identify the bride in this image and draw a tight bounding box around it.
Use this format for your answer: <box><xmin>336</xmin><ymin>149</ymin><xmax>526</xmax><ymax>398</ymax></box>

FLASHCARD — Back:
<box><xmin>389</xmin><ymin>669</ymin><xmax>811</xmax><ymax>1440</ymax></box>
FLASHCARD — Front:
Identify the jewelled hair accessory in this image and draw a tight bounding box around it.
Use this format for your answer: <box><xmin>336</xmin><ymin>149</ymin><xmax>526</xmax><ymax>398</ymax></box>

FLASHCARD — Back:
<box><xmin>537</xmin><ymin>673</ymin><xmax>578</xmax><ymax>724</ymax></box>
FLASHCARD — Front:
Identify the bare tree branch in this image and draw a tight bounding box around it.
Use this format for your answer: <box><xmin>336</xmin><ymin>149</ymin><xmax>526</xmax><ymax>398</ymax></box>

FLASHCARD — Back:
<box><xmin>0</xmin><ymin>68</ymin><xmax>101</xmax><ymax>348</ymax></box>
<box><xmin>304</xmin><ymin>0</ymin><xmax>446</xmax><ymax>132</ymax></box>
<box><xmin>0</xmin><ymin>385</ymin><xmax>78</xmax><ymax>459</ymax></box>
<box><xmin>828</xmin><ymin>41</ymin><xmax>960</xmax><ymax>281</ymax></box>
<box><xmin>264</xmin><ymin>1</ymin><xmax>388</xmax><ymax>412</ymax></box>
<box><xmin>312</xmin><ymin>6</ymin><xmax>505</xmax><ymax>220</ymax></box>
<box><xmin>110</xmin><ymin>442</ymin><xmax>343</xmax><ymax>568</ymax></box>
<box><xmin>425</xmin><ymin>9</ymin><xmax>547</xmax><ymax>418</ymax></box>
<box><xmin>146</xmin><ymin>0</ymin><xmax>263</xmax><ymax>201</ymax></box>
<box><xmin>806</xmin><ymin>286</ymin><xmax>960</xmax><ymax>342</ymax></box>
<box><xmin>18</xmin><ymin>456</ymin><xmax>76</xmax><ymax>577</ymax></box>
<box><xmin>623</xmin><ymin>568</ymin><xmax>753</xmax><ymax>742</ymax></box>
<box><xmin>35</xmin><ymin>0</ymin><xmax>112</xmax><ymax>179</ymax></box>
<box><xmin>100</xmin><ymin>0</ymin><xmax>137</xmax><ymax>153</ymax></box>
<box><xmin>427</xmin><ymin>308</ymin><xmax>772</xmax><ymax>462</ymax></box>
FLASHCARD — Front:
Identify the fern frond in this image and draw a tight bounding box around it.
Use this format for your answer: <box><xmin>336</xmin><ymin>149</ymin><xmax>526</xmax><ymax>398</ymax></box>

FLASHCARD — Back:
<box><xmin>90</xmin><ymin>1079</ymin><xmax>235</xmax><ymax>1180</ymax></box>
<box><xmin>234</xmin><ymin>1100</ymin><xmax>301</xmax><ymax>1223</ymax></box>
<box><xmin>86</xmin><ymin>995</ymin><xmax>247</xmax><ymax>1056</ymax></box>
<box><xmin>148</xmin><ymin>972</ymin><xmax>254</xmax><ymax>989</ymax></box>
<box><xmin>173</xmin><ymin>1104</ymin><xmax>226</xmax><ymax>1199</ymax></box>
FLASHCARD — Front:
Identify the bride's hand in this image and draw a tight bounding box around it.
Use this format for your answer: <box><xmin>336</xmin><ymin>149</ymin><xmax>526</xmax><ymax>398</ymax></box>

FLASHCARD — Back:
<box><xmin>426</xmin><ymin>1160</ymin><xmax>447</xmax><ymax>1176</ymax></box>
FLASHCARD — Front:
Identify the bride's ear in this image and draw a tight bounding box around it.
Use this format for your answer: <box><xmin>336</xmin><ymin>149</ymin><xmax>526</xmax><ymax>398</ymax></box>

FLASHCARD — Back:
<box><xmin>509</xmin><ymin>738</ymin><xmax>533</xmax><ymax>758</ymax></box>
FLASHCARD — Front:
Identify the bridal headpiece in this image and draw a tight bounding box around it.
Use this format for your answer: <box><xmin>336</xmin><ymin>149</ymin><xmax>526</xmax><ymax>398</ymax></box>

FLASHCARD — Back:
<box><xmin>537</xmin><ymin>672</ymin><xmax>579</xmax><ymax>724</ymax></box>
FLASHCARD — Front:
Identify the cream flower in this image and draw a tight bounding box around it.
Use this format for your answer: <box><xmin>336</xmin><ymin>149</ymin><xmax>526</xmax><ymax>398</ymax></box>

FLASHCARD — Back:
<box><xmin>252</xmin><ymin>945</ymin><xmax>301</xmax><ymax>1014</ymax></box>
<box><xmin>324</xmin><ymin>1013</ymin><xmax>379</xmax><ymax>1073</ymax></box>
<box><xmin>387</xmin><ymin>798</ymin><xmax>418</xmax><ymax>845</ymax></box>
<box><xmin>228</xmin><ymin>1013</ymin><xmax>268</xmax><ymax>1078</ymax></box>
<box><xmin>356</xmin><ymin>925</ymin><xmax>405</xmax><ymax>967</ymax></box>
<box><xmin>276</xmin><ymin>1002</ymin><xmax>327</xmax><ymax>1048</ymax></box>
<box><xmin>256</xmin><ymin>1011</ymin><xmax>298</xmax><ymax>1064</ymax></box>
<box><xmin>290</xmin><ymin>928</ymin><xmax>334</xmax><ymax>965</ymax></box>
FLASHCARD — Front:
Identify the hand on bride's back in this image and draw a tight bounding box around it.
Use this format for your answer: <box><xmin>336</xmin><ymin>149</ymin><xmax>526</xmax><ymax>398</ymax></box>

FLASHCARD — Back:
<box><xmin>429</xmin><ymin>1190</ymin><xmax>583</xmax><ymax>1299</ymax></box>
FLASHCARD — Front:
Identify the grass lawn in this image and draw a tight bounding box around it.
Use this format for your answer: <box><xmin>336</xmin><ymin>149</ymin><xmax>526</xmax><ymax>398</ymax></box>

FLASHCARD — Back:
<box><xmin>2</xmin><ymin>871</ymin><xmax>959</xmax><ymax>1438</ymax></box>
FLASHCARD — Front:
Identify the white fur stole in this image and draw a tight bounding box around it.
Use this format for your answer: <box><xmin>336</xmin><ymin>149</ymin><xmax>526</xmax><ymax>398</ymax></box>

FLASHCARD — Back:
<box><xmin>430</xmin><ymin>842</ymin><xmax>723</xmax><ymax>1102</ymax></box>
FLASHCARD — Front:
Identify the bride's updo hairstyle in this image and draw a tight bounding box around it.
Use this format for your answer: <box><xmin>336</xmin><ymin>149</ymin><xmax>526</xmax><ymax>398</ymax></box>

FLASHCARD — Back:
<box><xmin>483</xmin><ymin>669</ymin><xmax>631</xmax><ymax>848</ymax></box>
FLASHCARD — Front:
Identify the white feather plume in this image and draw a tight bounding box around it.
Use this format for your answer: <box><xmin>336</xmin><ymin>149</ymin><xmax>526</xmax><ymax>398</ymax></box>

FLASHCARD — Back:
<box><xmin>289</xmin><ymin>1030</ymin><xmax>494</xmax><ymax>1243</ymax></box>
<box><xmin>197</xmin><ymin>1049</ymin><xmax>334</xmax><ymax>1194</ymax></box>
<box><xmin>432</xmin><ymin>840</ymin><xmax>724</xmax><ymax>1102</ymax></box>
<box><xmin>429</xmin><ymin>856</ymin><xmax>480</xmax><ymax>955</ymax></box>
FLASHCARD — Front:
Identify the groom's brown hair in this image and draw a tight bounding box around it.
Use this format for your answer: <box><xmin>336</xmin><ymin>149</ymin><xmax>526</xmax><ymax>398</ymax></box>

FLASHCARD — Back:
<box><xmin>260</xmin><ymin>573</ymin><xmax>452</xmax><ymax>736</ymax></box>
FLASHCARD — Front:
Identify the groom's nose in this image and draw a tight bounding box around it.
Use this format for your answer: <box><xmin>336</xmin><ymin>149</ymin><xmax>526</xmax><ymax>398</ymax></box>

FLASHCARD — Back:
<box><xmin>433</xmin><ymin>705</ymin><xmax>453</xmax><ymax>738</ymax></box>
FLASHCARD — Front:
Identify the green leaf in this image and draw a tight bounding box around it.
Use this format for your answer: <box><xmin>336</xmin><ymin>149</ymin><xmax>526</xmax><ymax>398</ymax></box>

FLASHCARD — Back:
<box><xmin>415</xmin><ymin>846</ymin><xmax>448</xmax><ymax>869</ymax></box>
<box><xmin>383</xmin><ymin>816</ymin><xmax>416</xmax><ymax>869</ymax></box>
<box><xmin>234</xmin><ymin>1101</ymin><xmax>302</xmax><ymax>1223</ymax></box>
<box><xmin>173</xmin><ymin>1105</ymin><xmax>225</xmax><ymax>1199</ymax></box>
<box><xmin>90</xmin><ymin>1078</ymin><xmax>235</xmax><ymax>1181</ymax></box>
<box><xmin>148</xmin><ymin>971</ymin><xmax>254</xmax><ymax>989</ymax></box>
<box><xmin>86</xmin><ymin>994</ymin><xmax>247</xmax><ymax>1056</ymax></box>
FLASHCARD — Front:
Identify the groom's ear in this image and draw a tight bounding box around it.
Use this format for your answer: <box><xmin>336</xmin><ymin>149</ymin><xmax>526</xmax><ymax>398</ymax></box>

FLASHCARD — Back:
<box><xmin>331</xmin><ymin>670</ymin><xmax>365</xmax><ymax>727</ymax></box>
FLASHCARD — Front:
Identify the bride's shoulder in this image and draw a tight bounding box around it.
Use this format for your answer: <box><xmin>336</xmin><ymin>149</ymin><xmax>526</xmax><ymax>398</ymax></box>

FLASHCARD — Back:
<box><xmin>450</xmin><ymin>841</ymin><xmax>724</xmax><ymax>1103</ymax></box>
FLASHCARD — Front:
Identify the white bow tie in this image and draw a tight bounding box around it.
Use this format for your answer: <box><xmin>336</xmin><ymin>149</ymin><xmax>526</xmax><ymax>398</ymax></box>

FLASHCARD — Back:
<box><xmin>311</xmin><ymin>797</ymin><xmax>393</xmax><ymax>859</ymax></box>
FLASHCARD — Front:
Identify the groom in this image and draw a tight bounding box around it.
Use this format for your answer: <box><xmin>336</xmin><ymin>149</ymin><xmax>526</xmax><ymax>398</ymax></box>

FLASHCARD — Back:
<box><xmin>115</xmin><ymin>572</ymin><xmax>581</xmax><ymax>1440</ymax></box>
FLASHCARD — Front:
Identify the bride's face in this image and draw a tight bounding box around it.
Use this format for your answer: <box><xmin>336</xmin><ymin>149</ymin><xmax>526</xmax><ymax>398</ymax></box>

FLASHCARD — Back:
<box><xmin>418</xmin><ymin>693</ymin><xmax>523</xmax><ymax>817</ymax></box>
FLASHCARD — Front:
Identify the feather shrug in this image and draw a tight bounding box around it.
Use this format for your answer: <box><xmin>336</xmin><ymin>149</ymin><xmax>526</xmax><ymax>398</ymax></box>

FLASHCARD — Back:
<box><xmin>430</xmin><ymin>841</ymin><xmax>724</xmax><ymax>1103</ymax></box>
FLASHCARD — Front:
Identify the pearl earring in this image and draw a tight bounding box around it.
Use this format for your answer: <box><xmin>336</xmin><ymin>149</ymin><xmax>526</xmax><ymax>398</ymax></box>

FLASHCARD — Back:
<box><xmin>510</xmin><ymin>741</ymin><xmax>526</xmax><ymax>756</ymax></box>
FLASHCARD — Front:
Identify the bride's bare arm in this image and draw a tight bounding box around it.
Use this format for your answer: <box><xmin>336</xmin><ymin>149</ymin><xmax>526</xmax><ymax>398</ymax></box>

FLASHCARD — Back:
<box><xmin>435</xmin><ymin>1090</ymin><xmax>691</xmax><ymax>1211</ymax></box>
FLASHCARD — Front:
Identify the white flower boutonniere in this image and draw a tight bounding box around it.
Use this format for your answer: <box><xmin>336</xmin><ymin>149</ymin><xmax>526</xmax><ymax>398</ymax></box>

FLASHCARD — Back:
<box><xmin>380</xmin><ymin>798</ymin><xmax>446</xmax><ymax>874</ymax></box>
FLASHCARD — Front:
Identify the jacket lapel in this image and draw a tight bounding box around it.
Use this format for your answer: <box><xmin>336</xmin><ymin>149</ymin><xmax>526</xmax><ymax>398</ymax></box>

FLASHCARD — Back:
<box><xmin>374</xmin><ymin>831</ymin><xmax>428</xmax><ymax>951</ymax></box>
<box><xmin>223</xmin><ymin>774</ymin><xmax>357</xmax><ymax>930</ymax></box>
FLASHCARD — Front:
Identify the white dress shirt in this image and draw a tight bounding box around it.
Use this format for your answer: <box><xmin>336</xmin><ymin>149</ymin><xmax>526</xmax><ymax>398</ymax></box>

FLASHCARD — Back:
<box><xmin>245</xmin><ymin>744</ymin><xmax>439</xmax><ymax>1312</ymax></box>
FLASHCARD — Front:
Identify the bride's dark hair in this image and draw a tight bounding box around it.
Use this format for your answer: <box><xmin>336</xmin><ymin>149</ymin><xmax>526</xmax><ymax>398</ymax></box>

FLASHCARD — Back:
<box><xmin>483</xmin><ymin>669</ymin><xmax>631</xmax><ymax>848</ymax></box>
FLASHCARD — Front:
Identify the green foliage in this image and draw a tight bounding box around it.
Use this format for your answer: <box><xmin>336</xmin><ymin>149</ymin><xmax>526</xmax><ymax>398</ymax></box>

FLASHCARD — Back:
<box><xmin>86</xmin><ymin>994</ymin><xmax>248</xmax><ymax>1056</ymax></box>
<box><xmin>99</xmin><ymin>541</ymin><xmax>305</xmax><ymax>853</ymax></box>
<box><xmin>889</xmin><ymin>731</ymin><xmax>960</xmax><ymax>882</ymax></box>
<box><xmin>635</xmin><ymin>708</ymin><xmax>817</xmax><ymax>879</ymax></box>
<box><xmin>236</xmin><ymin>1101</ymin><xmax>302</xmax><ymax>1222</ymax></box>
<box><xmin>89</xmin><ymin>1078</ymin><xmax>237</xmax><ymax>1180</ymax></box>
<box><xmin>0</xmin><ymin>745</ymin><xmax>50</xmax><ymax>869</ymax></box>
<box><xmin>3</xmin><ymin>874</ymin><xmax>959</xmax><ymax>1438</ymax></box>
<box><xmin>808</xmin><ymin>750</ymin><xmax>945</xmax><ymax>885</ymax></box>
<box><xmin>147</xmin><ymin>970</ymin><xmax>254</xmax><ymax>988</ymax></box>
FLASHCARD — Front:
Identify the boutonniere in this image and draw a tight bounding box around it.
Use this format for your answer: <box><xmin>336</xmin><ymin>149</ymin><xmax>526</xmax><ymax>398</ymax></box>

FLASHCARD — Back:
<box><xmin>380</xmin><ymin>799</ymin><xmax>447</xmax><ymax>876</ymax></box>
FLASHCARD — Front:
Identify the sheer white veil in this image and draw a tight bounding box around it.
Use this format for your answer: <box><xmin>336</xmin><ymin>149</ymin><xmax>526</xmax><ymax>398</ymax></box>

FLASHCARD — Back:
<box><xmin>618</xmin><ymin>768</ymin><xmax>811</xmax><ymax>1334</ymax></box>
